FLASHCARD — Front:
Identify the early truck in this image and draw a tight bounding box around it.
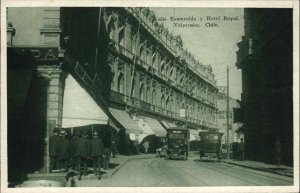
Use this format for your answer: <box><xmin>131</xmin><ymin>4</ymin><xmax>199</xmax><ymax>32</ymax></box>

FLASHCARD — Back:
<box><xmin>199</xmin><ymin>131</ymin><xmax>223</xmax><ymax>162</ymax></box>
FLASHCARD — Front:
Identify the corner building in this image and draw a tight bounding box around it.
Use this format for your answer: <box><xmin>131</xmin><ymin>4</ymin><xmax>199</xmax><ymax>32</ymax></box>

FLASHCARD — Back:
<box><xmin>236</xmin><ymin>8</ymin><xmax>293</xmax><ymax>165</ymax></box>
<box><xmin>7</xmin><ymin>7</ymin><xmax>218</xmax><ymax>181</ymax></box>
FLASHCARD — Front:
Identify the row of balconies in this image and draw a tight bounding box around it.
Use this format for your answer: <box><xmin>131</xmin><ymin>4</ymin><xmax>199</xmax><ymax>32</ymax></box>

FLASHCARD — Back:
<box><xmin>113</xmin><ymin>42</ymin><xmax>217</xmax><ymax>108</ymax></box>
<box><xmin>123</xmin><ymin>8</ymin><xmax>216</xmax><ymax>86</ymax></box>
<box><xmin>109</xmin><ymin>90</ymin><xmax>217</xmax><ymax>126</ymax></box>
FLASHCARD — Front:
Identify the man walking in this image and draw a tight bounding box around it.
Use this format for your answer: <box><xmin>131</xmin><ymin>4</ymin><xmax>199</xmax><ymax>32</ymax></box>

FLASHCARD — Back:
<box><xmin>274</xmin><ymin>137</ymin><xmax>283</xmax><ymax>165</ymax></box>
<box><xmin>238</xmin><ymin>138</ymin><xmax>245</xmax><ymax>161</ymax></box>
<box><xmin>90</xmin><ymin>131</ymin><xmax>105</xmax><ymax>180</ymax></box>
<box><xmin>49</xmin><ymin>127</ymin><xmax>60</xmax><ymax>173</ymax></box>
<box><xmin>57</xmin><ymin>130</ymin><xmax>70</xmax><ymax>172</ymax></box>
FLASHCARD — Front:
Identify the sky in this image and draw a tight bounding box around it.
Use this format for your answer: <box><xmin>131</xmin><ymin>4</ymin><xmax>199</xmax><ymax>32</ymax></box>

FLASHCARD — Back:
<box><xmin>151</xmin><ymin>8</ymin><xmax>244</xmax><ymax>100</ymax></box>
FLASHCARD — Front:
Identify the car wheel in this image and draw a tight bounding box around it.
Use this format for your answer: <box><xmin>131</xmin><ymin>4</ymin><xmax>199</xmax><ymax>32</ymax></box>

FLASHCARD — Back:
<box><xmin>183</xmin><ymin>152</ymin><xmax>187</xmax><ymax>161</ymax></box>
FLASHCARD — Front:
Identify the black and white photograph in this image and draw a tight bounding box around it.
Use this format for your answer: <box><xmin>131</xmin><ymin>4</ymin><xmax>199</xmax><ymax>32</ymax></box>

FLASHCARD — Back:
<box><xmin>1</xmin><ymin>0</ymin><xmax>299</xmax><ymax>192</ymax></box>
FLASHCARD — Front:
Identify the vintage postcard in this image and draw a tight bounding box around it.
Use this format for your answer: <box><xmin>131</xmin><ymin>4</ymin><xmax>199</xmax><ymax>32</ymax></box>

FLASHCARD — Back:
<box><xmin>1</xmin><ymin>0</ymin><xmax>299</xmax><ymax>193</ymax></box>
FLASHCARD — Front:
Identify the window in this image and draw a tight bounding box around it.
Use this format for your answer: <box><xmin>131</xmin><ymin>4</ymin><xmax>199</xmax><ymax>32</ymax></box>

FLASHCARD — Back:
<box><xmin>117</xmin><ymin>73</ymin><xmax>124</xmax><ymax>94</ymax></box>
<box><xmin>140</xmin><ymin>83</ymin><xmax>145</xmax><ymax>101</ymax></box>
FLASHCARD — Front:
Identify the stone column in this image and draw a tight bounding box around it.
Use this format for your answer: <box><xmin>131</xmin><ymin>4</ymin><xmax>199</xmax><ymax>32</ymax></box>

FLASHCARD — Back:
<box><xmin>36</xmin><ymin>65</ymin><xmax>67</xmax><ymax>173</ymax></box>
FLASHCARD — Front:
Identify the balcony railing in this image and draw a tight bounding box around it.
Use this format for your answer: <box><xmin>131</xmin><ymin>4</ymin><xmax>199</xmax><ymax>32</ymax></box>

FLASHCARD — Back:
<box><xmin>110</xmin><ymin>90</ymin><xmax>126</xmax><ymax>104</ymax></box>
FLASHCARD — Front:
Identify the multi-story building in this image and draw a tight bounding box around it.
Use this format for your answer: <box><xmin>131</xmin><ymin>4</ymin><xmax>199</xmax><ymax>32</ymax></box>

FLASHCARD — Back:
<box><xmin>217</xmin><ymin>87</ymin><xmax>242</xmax><ymax>145</ymax></box>
<box><xmin>6</xmin><ymin>7</ymin><xmax>218</xmax><ymax>181</ymax></box>
<box><xmin>235</xmin><ymin>8</ymin><xmax>293</xmax><ymax>165</ymax></box>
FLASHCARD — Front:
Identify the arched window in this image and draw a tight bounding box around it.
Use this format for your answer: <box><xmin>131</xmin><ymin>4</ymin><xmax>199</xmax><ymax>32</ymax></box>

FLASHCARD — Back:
<box><xmin>132</xmin><ymin>80</ymin><xmax>136</xmax><ymax>98</ymax></box>
<box><xmin>146</xmin><ymin>87</ymin><xmax>150</xmax><ymax>102</ymax></box>
<box><xmin>146</xmin><ymin>48</ymin><xmax>151</xmax><ymax>65</ymax></box>
<box><xmin>107</xmin><ymin>16</ymin><xmax>115</xmax><ymax>41</ymax></box>
<box><xmin>140</xmin><ymin>83</ymin><xmax>145</xmax><ymax>101</ymax></box>
<box><xmin>166</xmin><ymin>96</ymin><xmax>170</xmax><ymax>111</ymax></box>
<box><xmin>131</xmin><ymin>34</ymin><xmax>136</xmax><ymax>54</ymax></box>
<box><xmin>140</xmin><ymin>43</ymin><xmax>146</xmax><ymax>62</ymax></box>
<box><xmin>117</xmin><ymin>73</ymin><xmax>124</xmax><ymax>94</ymax></box>
<box><xmin>161</xmin><ymin>61</ymin><xmax>165</xmax><ymax>74</ymax></box>
<box><xmin>152</xmin><ymin>52</ymin><xmax>156</xmax><ymax>68</ymax></box>
<box><xmin>119</xmin><ymin>27</ymin><xmax>125</xmax><ymax>48</ymax></box>
<box><xmin>165</xmin><ymin>63</ymin><xmax>169</xmax><ymax>76</ymax></box>
<box><xmin>161</xmin><ymin>94</ymin><xmax>165</xmax><ymax>108</ymax></box>
<box><xmin>152</xmin><ymin>89</ymin><xmax>156</xmax><ymax>105</ymax></box>
<box><xmin>170</xmin><ymin>98</ymin><xmax>174</xmax><ymax>112</ymax></box>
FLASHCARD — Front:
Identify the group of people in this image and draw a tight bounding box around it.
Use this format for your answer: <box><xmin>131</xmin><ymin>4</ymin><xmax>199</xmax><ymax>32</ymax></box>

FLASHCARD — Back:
<box><xmin>49</xmin><ymin>127</ymin><xmax>113</xmax><ymax>180</ymax></box>
<box><xmin>232</xmin><ymin>137</ymin><xmax>283</xmax><ymax>165</ymax></box>
<box><xmin>230</xmin><ymin>138</ymin><xmax>245</xmax><ymax>161</ymax></box>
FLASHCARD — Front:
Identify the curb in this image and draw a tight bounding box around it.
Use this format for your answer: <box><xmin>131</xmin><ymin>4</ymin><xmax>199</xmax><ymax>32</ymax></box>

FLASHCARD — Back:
<box><xmin>222</xmin><ymin>160</ymin><xmax>293</xmax><ymax>178</ymax></box>
<box><xmin>109</xmin><ymin>155</ymin><xmax>155</xmax><ymax>178</ymax></box>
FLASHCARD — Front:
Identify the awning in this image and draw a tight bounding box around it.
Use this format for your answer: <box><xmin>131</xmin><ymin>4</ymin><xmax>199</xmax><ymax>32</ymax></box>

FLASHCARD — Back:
<box><xmin>62</xmin><ymin>75</ymin><xmax>108</xmax><ymax>128</ymax></box>
<box><xmin>161</xmin><ymin>121</ymin><xmax>170</xmax><ymax>128</ymax></box>
<box><xmin>144</xmin><ymin>117</ymin><xmax>167</xmax><ymax>137</ymax></box>
<box><xmin>108</xmin><ymin>119</ymin><xmax>120</xmax><ymax>131</ymax></box>
<box><xmin>109</xmin><ymin>108</ymin><xmax>142</xmax><ymax>134</ymax></box>
<box><xmin>190</xmin><ymin>129</ymin><xmax>200</xmax><ymax>141</ymax></box>
<box><xmin>137</xmin><ymin>118</ymin><xmax>155</xmax><ymax>135</ymax></box>
<box><xmin>168</xmin><ymin>122</ymin><xmax>177</xmax><ymax>127</ymax></box>
<box><xmin>161</xmin><ymin>121</ymin><xmax>177</xmax><ymax>128</ymax></box>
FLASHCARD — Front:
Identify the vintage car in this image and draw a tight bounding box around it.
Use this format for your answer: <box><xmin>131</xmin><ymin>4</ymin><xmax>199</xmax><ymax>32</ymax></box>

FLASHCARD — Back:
<box><xmin>164</xmin><ymin>127</ymin><xmax>189</xmax><ymax>161</ymax></box>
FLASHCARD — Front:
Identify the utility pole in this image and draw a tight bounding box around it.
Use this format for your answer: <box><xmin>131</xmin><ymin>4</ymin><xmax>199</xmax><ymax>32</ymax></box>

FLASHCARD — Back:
<box><xmin>226</xmin><ymin>66</ymin><xmax>230</xmax><ymax>159</ymax></box>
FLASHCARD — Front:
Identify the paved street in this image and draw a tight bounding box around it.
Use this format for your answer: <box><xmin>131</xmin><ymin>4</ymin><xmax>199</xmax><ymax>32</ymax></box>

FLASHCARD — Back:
<box><xmin>75</xmin><ymin>155</ymin><xmax>293</xmax><ymax>187</ymax></box>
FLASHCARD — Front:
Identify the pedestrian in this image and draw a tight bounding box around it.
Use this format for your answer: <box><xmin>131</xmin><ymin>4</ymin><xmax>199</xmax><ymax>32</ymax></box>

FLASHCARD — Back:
<box><xmin>238</xmin><ymin>138</ymin><xmax>245</xmax><ymax>161</ymax></box>
<box><xmin>69</xmin><ymin>130</ymin><xmax>80</xmax><ymax>170</ymax></box>
<box><xmin>102</xmin><ymin>127</ymin><xmax>112</xmax><ymax>170</ymax></box>
<box><xmin>274</xmin><ymin>137</ymin><xmax>283</xmax><ymax>165</ymax></box>
<box><xmin>49</xmin><ymin>127</ymin><xmax>60</xmax><ymax>173</ymax></box>
<box><xmin>79</xmin><ymin>130</ymin><xmax>90</xmax><ymax>176</ymax></box>
<box><xmin>184</xmin><ymin>140</ymin><xmax>189</xmax><ymax>159</ymax></box>
<box><xmin>90</xmin><ymin>131</ymin><xmax>105</xmax><ymax>180</ymax></box>
<box><xmin>69</xmin><ymin>130</ymin><xmax>90</xmax><ymax>179</ymax></box>
<box><xmin>57</xmin><ymin>130</ymin><xmax>70</xmax><ymax>172</ymax></box>
<box><xmin>111</xmin><ymin>140</ymin><xmax>117</xmax><ymax>158</ymax></box>
<box><xmin>143</xmin><ymin>141</ymin><xmax>149</xmax><ymax>154</ymax></box>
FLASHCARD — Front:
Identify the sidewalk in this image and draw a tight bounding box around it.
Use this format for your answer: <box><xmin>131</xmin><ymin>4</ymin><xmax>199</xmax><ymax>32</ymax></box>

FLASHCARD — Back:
<box><xmin>222</xmin><ymin>159</ymin><xmax>293</xmax><ymax>178</ymax></box>
<box><xmin>72</xmin><ymin>153</ymin><xmax>155</xmax><ymax>187</ymax></box>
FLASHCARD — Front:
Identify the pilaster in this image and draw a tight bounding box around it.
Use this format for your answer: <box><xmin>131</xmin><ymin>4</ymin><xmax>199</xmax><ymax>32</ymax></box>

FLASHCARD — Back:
<box><xmin>36</xmin><ymin>65</ymin><xmax>67</xmax><ymax>173</ymax></box>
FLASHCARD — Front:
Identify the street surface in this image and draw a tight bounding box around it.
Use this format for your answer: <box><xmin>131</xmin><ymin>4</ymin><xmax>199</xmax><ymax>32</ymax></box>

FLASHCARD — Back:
<box><xmin>76</xmin><ymin>155</ymin><xmax>293</xmax><ymax>187</ymax></box>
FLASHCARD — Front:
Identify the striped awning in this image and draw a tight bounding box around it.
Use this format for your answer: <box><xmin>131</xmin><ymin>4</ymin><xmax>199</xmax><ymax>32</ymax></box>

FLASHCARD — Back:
<box><xmin>144</xmin><ymin>117</ymin><xmax>167</xmax><ymax>137</ymax></box>
<box><xmin>109</xmin><ymin>108</ymin><xmax>142</xmax><ymax>134</ymax></box>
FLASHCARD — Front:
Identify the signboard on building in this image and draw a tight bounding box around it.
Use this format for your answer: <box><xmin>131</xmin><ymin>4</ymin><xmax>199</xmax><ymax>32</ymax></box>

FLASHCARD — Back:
<box><xmin>179</xmin><ymin>109</ymin><xmax>186</xmax><ymax>118</ymax></box>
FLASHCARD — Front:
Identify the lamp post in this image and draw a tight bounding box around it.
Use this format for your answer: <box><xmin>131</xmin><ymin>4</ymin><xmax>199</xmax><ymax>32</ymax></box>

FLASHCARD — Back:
<box><xmin>226</xmin><ymin>66</ymin><xmax>230</xmax><ymax>159</ymax></box>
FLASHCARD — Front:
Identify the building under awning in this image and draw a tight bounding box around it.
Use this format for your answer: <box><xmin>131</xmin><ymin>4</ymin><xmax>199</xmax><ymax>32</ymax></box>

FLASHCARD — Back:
<box><xmin>62</xmin><ymin>75</ymin><xmax>108</xmax><ymax>128</ymax></box>
<box><xmin>144</xmin><ymin>117</ymin><xmax>167</xmax><ymax>137</ymax></box>
<box><xmin>109</xmin><ymin>107</ymin><xmax>142</xmax><ymax>134</ymax></box>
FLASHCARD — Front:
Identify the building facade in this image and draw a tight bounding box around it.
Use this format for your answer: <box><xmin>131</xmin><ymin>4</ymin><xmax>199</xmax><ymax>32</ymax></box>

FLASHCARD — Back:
<box><xmin>235</xmin><ymin>8</ymin><xmax>293</xmax><ymax>165</ymax></box>
<box><xmin>7</xmin><ymin>7</ymin><xmax>218</xmax><ymax>182</ymax></box>
<box><xmin>217</xmin><ymin>87</ymin><xmax>242</xmax><ymax>145</ymax></box>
